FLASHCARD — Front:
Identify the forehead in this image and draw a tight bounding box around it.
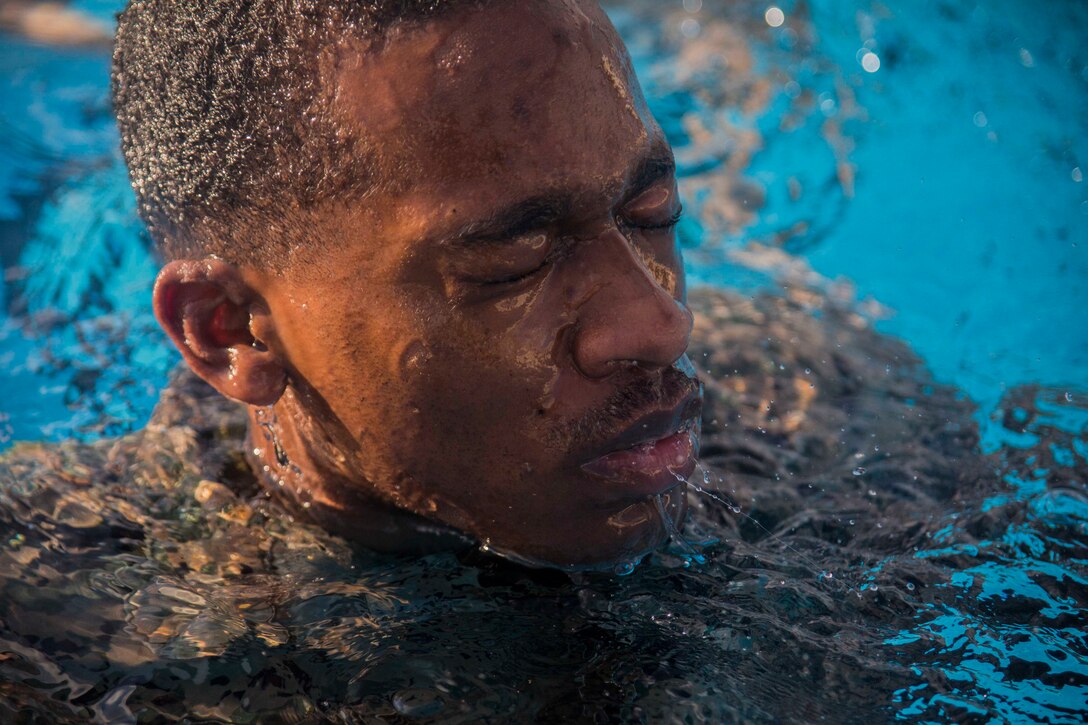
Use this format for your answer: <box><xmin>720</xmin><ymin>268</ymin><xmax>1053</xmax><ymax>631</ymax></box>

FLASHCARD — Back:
<box><xmin>331</xmin><ymin>1</ymin><xmax>660</xmax><ymax>209</ymax></box>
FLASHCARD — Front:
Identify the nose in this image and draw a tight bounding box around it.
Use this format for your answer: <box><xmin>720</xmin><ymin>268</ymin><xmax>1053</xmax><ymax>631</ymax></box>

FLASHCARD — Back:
<box><xmin>571</xmin><ymin>229</ymin><xmax>693</xmax><ymax>379</ymax></box>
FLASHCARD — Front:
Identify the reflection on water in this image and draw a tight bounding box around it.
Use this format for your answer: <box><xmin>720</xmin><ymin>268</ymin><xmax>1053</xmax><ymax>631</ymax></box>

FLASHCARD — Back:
<box><xmin>0</xmin><ymin>0</ymin><xmax>1086</xmax><ymax>721</ymax></box>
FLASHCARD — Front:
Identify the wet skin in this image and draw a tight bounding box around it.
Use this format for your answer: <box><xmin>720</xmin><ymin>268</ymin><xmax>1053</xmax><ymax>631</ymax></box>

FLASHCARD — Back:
<box><xmin>153</xmin><ymin>0</ymin><xmax>701</xmax><ymax>570</ymax></box>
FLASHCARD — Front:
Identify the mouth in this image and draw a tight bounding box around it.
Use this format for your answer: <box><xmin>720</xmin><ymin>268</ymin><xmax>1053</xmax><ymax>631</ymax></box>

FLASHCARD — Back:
<box><xmin>579</xmin><ymin>391</ymin><xmax>701</xmax><ymax>498</ymax></box>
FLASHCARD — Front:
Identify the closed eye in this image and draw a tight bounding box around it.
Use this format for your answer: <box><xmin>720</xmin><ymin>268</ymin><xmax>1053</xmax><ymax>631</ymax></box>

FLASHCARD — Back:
<box><xmin>479</xmin><ymin>259</ymin><xmax>550</xmax><ymax>286</ymax></box>
<box><xmin>627</xmin><ymin>205</ymin><xmax>683</xmax><ymax>231</ymax></box>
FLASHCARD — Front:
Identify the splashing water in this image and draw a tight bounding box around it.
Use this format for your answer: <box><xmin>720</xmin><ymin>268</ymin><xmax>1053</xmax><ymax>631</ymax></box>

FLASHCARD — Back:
<box><xmin>686</xmin><ymin>462</ymin><xmax>850</xmax><ymax>590</ymax></box>
<box><xmin>653</xmin><ymin>490</ymin><xmax>706</xmax><ymax>566</ymax></box>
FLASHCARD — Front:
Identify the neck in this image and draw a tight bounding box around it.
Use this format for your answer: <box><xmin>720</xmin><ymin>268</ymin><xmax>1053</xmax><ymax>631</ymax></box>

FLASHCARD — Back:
<box><xmin>243</xmin><ymin>395</ymin><xmax>472</xmax><ymax>555</ymax></box>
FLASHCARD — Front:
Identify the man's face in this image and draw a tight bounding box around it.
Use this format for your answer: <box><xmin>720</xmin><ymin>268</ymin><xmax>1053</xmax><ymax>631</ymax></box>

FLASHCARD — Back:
<box><xmin>251</xmin><ymin>1</ymin><xmax>700</xmax><ymax>569</ymax></box>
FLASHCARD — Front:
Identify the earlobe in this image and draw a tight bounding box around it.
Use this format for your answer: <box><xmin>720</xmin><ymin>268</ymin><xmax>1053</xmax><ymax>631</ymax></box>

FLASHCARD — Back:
<box><xmin>153</xmin><ymin>259</ymin><xmax>287</xmax><ymax>406</ymax></box>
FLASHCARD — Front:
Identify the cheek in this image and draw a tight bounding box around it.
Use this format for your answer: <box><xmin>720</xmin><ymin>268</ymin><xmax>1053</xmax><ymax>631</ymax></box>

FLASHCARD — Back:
<box><xmin>393</xmin><ymin>311</ymin><xmax>562</xmax><ymax>476</ymax></box>
<box><xmin>285</xmin><ymin>289</ymin><xmax>447</xmax><ymax>446</ymax></box>
<box><xmin>422</xmin><ymin>326</ymin><xmax>553</xmax><ymax>429</ymax></box>
<box><xmin>304</xmin><ymin>279</ymin><xmax>566</xmax><ymax>488</ymax></box>
<box><xmin>433</xmin><ymin>274</ymin><xmax>569</xmax><ymax>415</ymax></box>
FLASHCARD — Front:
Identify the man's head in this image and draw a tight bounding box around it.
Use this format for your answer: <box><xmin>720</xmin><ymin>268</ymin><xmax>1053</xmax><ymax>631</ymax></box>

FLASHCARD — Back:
<box><xmin>113</xmin><ymin>0</ymin><xmax>701</xmax><ymax>570</ymax></box>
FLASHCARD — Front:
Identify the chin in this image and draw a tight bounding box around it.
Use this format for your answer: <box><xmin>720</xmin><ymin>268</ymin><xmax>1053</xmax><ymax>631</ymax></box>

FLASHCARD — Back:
<box><xmin>480</xmin><ymin>485</ymin><xmax>689</xmax><ymax>574</ymax></box>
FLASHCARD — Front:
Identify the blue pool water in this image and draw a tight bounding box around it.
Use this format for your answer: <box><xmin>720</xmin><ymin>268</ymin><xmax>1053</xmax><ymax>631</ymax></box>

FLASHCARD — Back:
<box><xmin>759</xmin><ymin>0</ymin><xmax>1088</xmax><ymax>448</ymax></box>
<box><xmin>0</xmin><ymin>1</ymin><xmax>1086</xmax><ymax>722</ymax></box>
<box><xmin>624</xmin><ymin>0</ymin><xmax>1088</xmax><ymax>448</ymax></box>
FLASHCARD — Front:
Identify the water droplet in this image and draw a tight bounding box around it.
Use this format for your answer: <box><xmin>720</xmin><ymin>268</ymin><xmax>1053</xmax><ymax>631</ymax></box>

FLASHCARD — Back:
<box><xmin>852</xmin><ymin>467</ymin><xmax>866</xmax><ymax>476</ymax></box>
<box><xmin>906</xmin><ymin>582</ymin><xmax>915</xmax><ymax>591</ymax></box>
<box><xmin>653</xmin><ymin>493</ymin><xmax>705</xmax><ymax>565</ymax></box>
<box><xmin>680</xmin><ymin>18</ymin><xmax>700</xmax><ymax>37</ymax></box>
<box><xmin>1065</xmin><ymin>392</ymin><xmax>1074</xmax><ymax>402</ymax></box>
<box><xmin>860</xmin><ymin>51</ymin><xmax>880</xmax><ymax>73</ymax></box>
<box><xmin>764</xmin><ymin>6</ymin><xmax>785</xmax><ymax>28</ymax></box>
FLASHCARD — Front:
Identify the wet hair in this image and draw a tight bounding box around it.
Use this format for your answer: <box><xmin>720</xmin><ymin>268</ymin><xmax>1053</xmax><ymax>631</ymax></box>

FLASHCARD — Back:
<box><xmin>111</xmin><ymin>0</ymin><xmax>477</xmax><ymax>267</ymax></box>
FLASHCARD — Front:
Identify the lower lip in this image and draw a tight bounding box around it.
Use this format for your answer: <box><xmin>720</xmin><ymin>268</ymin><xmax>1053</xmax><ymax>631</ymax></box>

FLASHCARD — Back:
<box><xmin>581</xmin><ymin>428</ymin><xmax>697</xmax><ymax>497</ymax></box>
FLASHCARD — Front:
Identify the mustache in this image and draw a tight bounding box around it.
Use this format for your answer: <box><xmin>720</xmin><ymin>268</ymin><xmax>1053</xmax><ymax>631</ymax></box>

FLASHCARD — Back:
<box><xmin>554</xmin><ymin>365</ymin><xmax>701</xmax><ymax>452</ymax></box>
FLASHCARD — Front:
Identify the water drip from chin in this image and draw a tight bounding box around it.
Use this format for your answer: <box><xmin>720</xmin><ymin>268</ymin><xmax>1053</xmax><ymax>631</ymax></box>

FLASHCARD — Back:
<box><xmin>653</xmin><ymin>487</ymin><xmax>706</xmax><ymax>566</ymax></box>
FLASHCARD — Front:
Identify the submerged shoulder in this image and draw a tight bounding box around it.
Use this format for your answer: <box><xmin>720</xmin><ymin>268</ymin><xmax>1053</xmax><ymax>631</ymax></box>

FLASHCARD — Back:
<box><xmin>0</xmin><ymin>367</ymin><xmax>259</xmax><ymax>591</ymax></box>
<box><xmin>0</xmin><ymin>369</ymin><xmax>334</xmax><ymax>705</ymax></box>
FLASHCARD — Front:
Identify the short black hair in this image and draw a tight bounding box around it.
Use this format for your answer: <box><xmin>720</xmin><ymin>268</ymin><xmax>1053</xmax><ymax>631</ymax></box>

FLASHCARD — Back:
<box><xmin>112</xmin><ymin>0</ymin><xmax>474</xmax><ymax>267</ymax></box>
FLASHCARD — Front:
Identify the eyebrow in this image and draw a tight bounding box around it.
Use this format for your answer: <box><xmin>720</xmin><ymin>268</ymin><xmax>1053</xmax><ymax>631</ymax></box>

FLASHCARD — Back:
<box><xmin>445</xmin><ymin>144</ymin><xmax>676</xmax><ymax>247</ymax></box>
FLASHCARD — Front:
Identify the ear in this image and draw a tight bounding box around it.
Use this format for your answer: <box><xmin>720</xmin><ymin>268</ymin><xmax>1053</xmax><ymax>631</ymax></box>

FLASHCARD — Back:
<box><xmin>153</xmin><ymin>258</ymin><xmax>287</xmax><ymax>406</ymax></box>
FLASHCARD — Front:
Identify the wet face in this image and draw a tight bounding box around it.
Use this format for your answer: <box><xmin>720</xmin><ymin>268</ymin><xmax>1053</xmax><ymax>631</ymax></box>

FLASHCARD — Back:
<box><xmin>249</xmin><ymin>1</ymin><xmax>700</xmax><ymax>569</ymax></box>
